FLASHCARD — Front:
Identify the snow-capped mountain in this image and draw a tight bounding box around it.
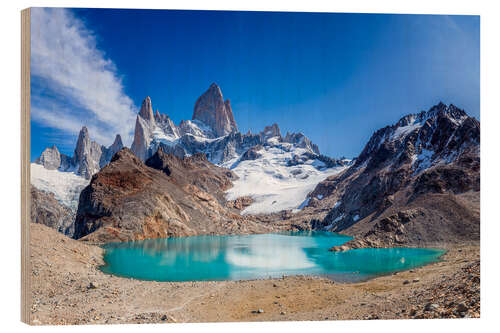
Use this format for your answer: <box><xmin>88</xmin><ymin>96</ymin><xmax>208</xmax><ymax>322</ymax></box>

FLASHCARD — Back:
<box><xmin>311</xmin><ymin>102</ymin><xmax>480</xmax><ymax>236</ymax></box>
<box><xmin>32</xmin><ymin>82</ymin><xmax>349</xmax><ymax>227</ymax></box>
<box><xmin>129</xmin><ymin>83</ymin><xmax>349</xmax><ymax>214</ymax></box>
<box><xmin>354</xmin><ymin>102</ymin><xmax>478</xmax><ymax>175</ymax></box>
<box><xmin>129</xmin><ymin>84</ymin><xmax>326</xmax><ymax>165</ymax></box>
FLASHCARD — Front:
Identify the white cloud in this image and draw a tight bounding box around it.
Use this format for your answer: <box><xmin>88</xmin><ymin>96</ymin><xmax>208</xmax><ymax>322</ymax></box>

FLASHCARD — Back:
<box><xmin>31</xmin><ymin>106</ymin><xmax>111</xmax><ymax>145</ymax></box>
<box><xmin>30</xmin><ymin>8</ymin><xmax>137</xmax><ymax>147</ymax></box>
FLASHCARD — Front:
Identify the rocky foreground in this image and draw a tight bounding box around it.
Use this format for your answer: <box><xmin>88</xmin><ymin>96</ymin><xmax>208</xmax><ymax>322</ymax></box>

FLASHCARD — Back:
<box><xmin>29</xmin><ymin>223</ymin><xmax>479</xmax><ymax>325</ymax></box>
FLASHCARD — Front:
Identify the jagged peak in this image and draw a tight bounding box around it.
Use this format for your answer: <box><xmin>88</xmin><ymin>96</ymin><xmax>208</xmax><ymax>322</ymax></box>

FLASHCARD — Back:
<box><xmin>394</xmin><ymin>102</ymin><xmax>469</xmax><ymax>129</ymax></box>
<box><xmin>261</xmin><ymin>123</ymin><xmax>282</xmax><ymax>138</ymax></box>
<box><xmin>74</xmin><ymin>126</ymin><xmax>91</xmax><ymax>151</ymax></box>
<box><xmin>192</xmin><ymin>83</ymin><xmax>238</xmax><ymax>137</ymax></box>
<box><xmin>139</xmin><ymin>96</ymin><xmax>155</xmax><ymax>122</ymax></box>
<box><xmin>429</xmin><ymin>101</ymin><xmax>447</xmax><ymax>112</ymax></box>
<box><xmin>155</xmin><ymin>109</ymin><xmax>161</xmax><ymax>119</ymax></box>
<box><xmin>78</xmin><ymin>126</ymin><xmax>89</xmax><ymax>137</ymax></box>
<box><xmin>208</xmin><ymin>82</ymin><xmax>221</xmax><ymax>90</ymax></box>
<box><xmin>111</xmin><ymin>134</ymin><xmax>123</xmax><ymax>147</ymax></box>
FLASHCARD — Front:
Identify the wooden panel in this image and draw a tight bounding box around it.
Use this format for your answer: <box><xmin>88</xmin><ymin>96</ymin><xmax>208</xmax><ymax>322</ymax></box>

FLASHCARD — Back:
<box><xmin>21</xmin><ymin>7</ymin><xmax>31</xmax><ymax>325</ymax></box>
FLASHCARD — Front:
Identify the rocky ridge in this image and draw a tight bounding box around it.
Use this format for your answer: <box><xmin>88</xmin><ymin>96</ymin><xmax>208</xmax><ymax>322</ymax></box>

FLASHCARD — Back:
<box><xmin>32</xmin><ymin>95</ymin><xmax>479</xmax><ymax>248</ymax></box>
<box><xmin>35</xmin><ymin>127</ymin><xmax>124</xmax><ymax>180</ymax></box>
<box><xmin>73</xmin><ymin>148</ymin><xmax>278</xmax><ymax>243</ymax></box>
<box><xmin>295</xmin><ymin>102</ymin><xmax>479</xmax><ymax>248</ymax></box>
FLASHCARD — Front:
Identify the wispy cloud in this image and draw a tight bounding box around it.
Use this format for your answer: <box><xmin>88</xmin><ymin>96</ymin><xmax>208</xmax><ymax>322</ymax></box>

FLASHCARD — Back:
<box><xmin>30</xmin><ymin>8</ymin><xmax>137</xmax><ymax>147</ymax></box>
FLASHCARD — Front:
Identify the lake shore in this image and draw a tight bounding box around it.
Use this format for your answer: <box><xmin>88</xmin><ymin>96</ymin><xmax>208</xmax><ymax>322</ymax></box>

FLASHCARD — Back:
<box><xmin>29</xmin><ymin>223</ymin><xmax>479</xmax><ymax>325</ymax></box>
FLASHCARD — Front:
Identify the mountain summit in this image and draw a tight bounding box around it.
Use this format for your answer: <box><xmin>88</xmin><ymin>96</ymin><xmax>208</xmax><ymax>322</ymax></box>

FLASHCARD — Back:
<box><xmin>138</xmin><ymin>96</ymin><xmax>155</xmax><ymax>126</ymax></box>
<box><xmin>192</xmin><ymin>83</ymin><xmax>238</xmax><ymax>136</ymax></box>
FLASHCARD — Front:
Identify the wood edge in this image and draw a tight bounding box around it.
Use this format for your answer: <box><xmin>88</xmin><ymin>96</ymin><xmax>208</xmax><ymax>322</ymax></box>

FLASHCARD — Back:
<box><xmin>21</xmin><ymin>7</ymin><xmax>31</xmax><ymax>325</ymax></box>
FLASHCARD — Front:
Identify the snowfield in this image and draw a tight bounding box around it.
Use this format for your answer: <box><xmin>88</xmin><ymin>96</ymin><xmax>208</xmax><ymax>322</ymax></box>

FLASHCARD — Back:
<box><xmin>225</xmin><ymin>144</ymin><xmax>347</xmax><ymax>215</ymax></box>
<box><xmin>391</xmin><ymin>121</ymin><xmax>423</xmax><ymax>141</ymax></box>
<box><xmin>31</xmin><ymin>163</ymin><xmax>89</xmax><ymax>210</ymax></box>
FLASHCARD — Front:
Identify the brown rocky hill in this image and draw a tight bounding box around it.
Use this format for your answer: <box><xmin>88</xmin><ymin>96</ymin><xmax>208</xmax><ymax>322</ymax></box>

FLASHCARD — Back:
<box><xmin>73</xmin><ymin>148</ymin><xmax>274</xmax><ymax>243</ymax></box>
<box><xmin>279</xmin><ymin>103</ymin><xmax>480</xmax><ymax>248</ymax></box>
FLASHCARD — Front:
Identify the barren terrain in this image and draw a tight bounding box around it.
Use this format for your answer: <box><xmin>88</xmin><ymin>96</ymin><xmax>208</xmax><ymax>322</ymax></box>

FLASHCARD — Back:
<box><xmin>29</xmin><ymin>223</ymin><xmax>479</xmax><ymax>325</ymax></box>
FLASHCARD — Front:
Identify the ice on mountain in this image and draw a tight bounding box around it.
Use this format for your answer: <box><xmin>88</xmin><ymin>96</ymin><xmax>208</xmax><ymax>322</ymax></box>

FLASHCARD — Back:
<box><xmin>226</xmin><ymin>141</ymin><xmax>347</xmax><ymax>215</ymax></box>
<box><xmin>31</xmin><ymin>163</ymin><xmax>89</xmax><ymax>210</ymax></box>
<box><xmin>391</xmin><ymin>121</ymin><xmax>423</xmax><ymax>141</ymax></box>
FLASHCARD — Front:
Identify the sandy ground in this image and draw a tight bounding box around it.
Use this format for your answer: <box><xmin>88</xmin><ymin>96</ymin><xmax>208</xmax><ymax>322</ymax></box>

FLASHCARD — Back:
<box><xmin>29</xmin><ymin>224</ymin><xmax>479</xmax><ymax>325</ymax></box>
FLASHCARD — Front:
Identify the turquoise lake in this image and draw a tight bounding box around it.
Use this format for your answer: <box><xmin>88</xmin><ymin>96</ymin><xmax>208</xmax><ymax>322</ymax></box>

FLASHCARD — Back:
<box><xmin>100</xmin><ymin>231</ymin><xmax>445</xmax><ymax>282</ymax></box>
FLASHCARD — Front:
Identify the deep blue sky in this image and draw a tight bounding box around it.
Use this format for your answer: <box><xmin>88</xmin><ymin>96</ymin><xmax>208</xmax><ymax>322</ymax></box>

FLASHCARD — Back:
<box><xmin>31</xmin><ymin>9</ymin><xmax>479</xmax><ymax>160</ymax></box>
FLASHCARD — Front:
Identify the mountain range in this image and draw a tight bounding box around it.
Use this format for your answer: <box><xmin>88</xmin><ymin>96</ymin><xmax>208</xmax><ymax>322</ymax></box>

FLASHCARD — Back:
<box><xmin>274</xmin><ymin>102</ymin><xmax>480</xmax><ymax>249</ymax></box>
<box><xmin>36</xmin><ymin>127</ymin><xmax>124</xmax><ymax>180</ymax></box>
<box><xmin>30</xmin><ymin>83</ymin><xmax>480</xmax><ymax>247</ymax></box>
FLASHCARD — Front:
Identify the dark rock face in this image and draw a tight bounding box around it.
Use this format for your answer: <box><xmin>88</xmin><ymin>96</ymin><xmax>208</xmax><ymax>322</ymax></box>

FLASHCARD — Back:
<box><xmin>283</xmin><ymin>132</ymin><xmax>320</xmax><ymax>155</ymax></box>
<box><xmin>145</xmin><ymin>148</ymin><xmax>173</xmax><ymax>176</ymax></box>
<box><xmin>192</xmin><ymin>83</ymin><xmax>238</xmax><ymax>137</ymax></box>
<box><xmin>31</xmin><ymin>186</ymin><xmax>75</xmax><ymax>236</ymax></box>
<box><xmin>329</xmin><ymin>209</ymin><xmax>422</xmax><ymax>251</ymax></box>
<box><xmin>101</xmin><ymin>134</ymin><xmax>124</xmax><ymax>166</ymax></box>
<box><xmin>59</xmin><ymin>153</ymin><xmax>73</xmax><ymax>171</ymax></box>
<box><xmin>314</xmin><ymin>103</ymin><xmax>480</xmax><ymax>246</ymax></box>
<box><xmin>73</xmin><ymin>148</ymin><xmax>268</xmax><ymax>243</ymax></box>
<box><xmin>240</xmin><ymin>145</ymin><xmax>263</xmax><ymax>161</ymax></box>
<box><xmin>413</xmin><ymin>165</ymin><xmax>480</xmax><ymax>196</ymax></box>
<box><xmin>260</xmin><ymin>124</ymin><xmax>281</xmax><ymax>140</ymax></box>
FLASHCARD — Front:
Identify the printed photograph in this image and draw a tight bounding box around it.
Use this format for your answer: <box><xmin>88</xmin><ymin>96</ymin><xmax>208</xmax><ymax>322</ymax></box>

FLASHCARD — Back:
<box><xmin>27</xmin><ymin>8</ymin><xmax>480</xmax><ymax>325</ymax></box>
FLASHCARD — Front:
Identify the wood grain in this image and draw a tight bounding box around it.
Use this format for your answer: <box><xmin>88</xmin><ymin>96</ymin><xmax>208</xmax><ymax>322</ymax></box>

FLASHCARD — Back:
<box><xmin>21</xmin><ymin>7</ymin><xmax>31</xmax><ymax>325</ymax></box>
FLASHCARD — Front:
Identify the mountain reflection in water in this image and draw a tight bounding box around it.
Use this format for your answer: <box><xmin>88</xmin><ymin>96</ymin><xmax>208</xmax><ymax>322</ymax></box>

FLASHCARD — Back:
<box><xmin>101</xmin><ymin>231</ymin><xmax>444</xmax><ymax>282</ymax></box>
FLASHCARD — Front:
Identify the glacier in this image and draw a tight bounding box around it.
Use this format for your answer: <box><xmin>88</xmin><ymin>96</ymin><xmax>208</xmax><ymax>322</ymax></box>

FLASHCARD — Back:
<box><xmin>225</xmin><ymin>142</ymin><xmax>347</xmax><ymax>215</ymax></box>
<box><xmin>31</xmin><ymin>163</ymin><xmax>89</xmax><ymax>210</ymax></box>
